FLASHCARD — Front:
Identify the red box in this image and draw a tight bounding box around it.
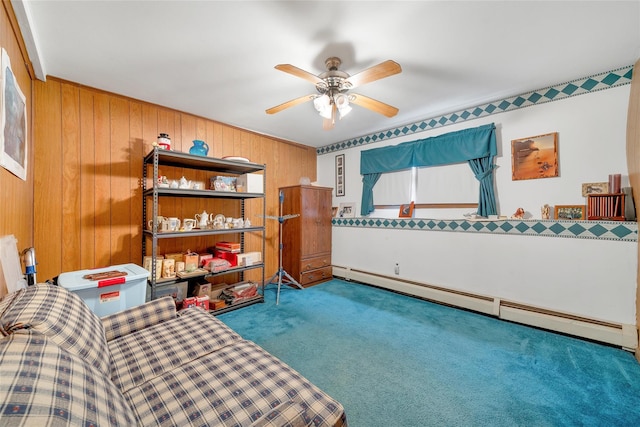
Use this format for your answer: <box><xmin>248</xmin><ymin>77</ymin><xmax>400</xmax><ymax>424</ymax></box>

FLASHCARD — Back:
<box><xmin>214</xmin><ymin>249</ymin><xmax>238</xmax><ymax>267</ymax></box>
<box><xmin>182</xmin><ymin>297</ymin><xmax>197</xmax><ymax>309</ymax></box>
<box><xmin>196</xmin><ymin>295</ymin><xmax>210</xmax><ymax>310</ymax></box>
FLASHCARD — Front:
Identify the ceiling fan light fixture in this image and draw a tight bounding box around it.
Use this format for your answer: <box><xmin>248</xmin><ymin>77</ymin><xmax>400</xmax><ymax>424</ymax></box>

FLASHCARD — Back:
<box><xmin>334</xmin><ymin>93</ymin><xmax>352</xmax><ymax>118</ymax></box>
<box><xmin>313</xmin><ymin>94</ymin><xmax>332</xmax><ymax>119</ymax></box>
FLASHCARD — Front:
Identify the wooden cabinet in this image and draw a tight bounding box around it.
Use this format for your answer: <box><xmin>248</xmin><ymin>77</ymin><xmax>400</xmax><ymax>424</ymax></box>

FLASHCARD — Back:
<box><xmin>280</xmin><ymin>185</ymin><xmax>333</xmax><ymax>287</ymax></box>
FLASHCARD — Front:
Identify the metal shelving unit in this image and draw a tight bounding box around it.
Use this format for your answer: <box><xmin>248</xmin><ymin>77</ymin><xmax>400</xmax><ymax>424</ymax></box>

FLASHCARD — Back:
<box><xmin>142</xmin><ymin>147</ymin><xmax>266</xmax><ymax>314</ymax></box>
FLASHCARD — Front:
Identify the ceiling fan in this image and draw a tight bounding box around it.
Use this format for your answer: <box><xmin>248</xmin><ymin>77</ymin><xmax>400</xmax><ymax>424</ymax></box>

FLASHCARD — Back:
<box><xmin>266</xmin><ymin>57</ymin><xmax>402</xmax><ymax>130</ymax></box>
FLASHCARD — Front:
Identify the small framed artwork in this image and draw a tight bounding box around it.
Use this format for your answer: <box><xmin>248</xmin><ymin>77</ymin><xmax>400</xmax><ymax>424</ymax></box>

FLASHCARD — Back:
<box><xmin>0</xmin><ymin>48</ymin><xmax>28</xmax><ymax>181</ymax></box>
<box><xmin>581</xmin><ymin>182</ymin><xmax>609</xmax><ymax>197</ymax></box>
<box><xmin>555</xmin><ymin>205</ymin><xmax>585</xmax><ymax>220</ymax></box>
<box><xmin>335</xmin><ymin>154</ymin><xmax>345</xmax><ymax>197</ymax></box>
<box><xmin>398</xmin><ymin>202</ymin><xmax>415</xmax><ymax>218</ymax></box>
<box><xmin>338</xmin><ymin>202</ymin><xmax>356</xmax><ymax>218</ymax></box>
<box><xmin>332</xmin><ymin>206</ymin><xmax>338</xmax><ymax>218</ymax></box>
<box><xmin>511</xmin><ymin>132</ymin><xmax>558</xmax><ymax>181</ymax></box>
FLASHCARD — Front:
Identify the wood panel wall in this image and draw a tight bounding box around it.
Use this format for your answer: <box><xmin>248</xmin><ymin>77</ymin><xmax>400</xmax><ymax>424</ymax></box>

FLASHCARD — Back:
<box><xmin>33</xmin><ymin>77</ymin><xmax>317</xmax><ymax>284</ymax></box>
<box><xmin>0</xmin><ymin>1</ymin><xmax>34</xmax><ymax>297</ymax></box>
<box><xmin>626</xmin><ymin>58</ymin><xmax>640</xmax><ymax>362</ymax></box>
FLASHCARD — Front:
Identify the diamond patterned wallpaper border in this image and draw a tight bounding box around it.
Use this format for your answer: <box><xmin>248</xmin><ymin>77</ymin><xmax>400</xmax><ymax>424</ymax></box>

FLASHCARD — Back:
<box><xmin>332</xmin><ymin>218</ymin><xmax>637</xmax><ymax>242</ymax></box>
<box><xmin>318</xmin><ymin>65</ymin><xmax>634</xmax><ymax>155</ymax></box>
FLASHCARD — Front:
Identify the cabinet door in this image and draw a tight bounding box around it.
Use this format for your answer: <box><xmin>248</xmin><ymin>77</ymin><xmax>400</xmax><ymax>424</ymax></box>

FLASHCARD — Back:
<box><xmin>300</xmin><ymin>187</ymin><xmax>332</xmax><ymax>257</ymax></box>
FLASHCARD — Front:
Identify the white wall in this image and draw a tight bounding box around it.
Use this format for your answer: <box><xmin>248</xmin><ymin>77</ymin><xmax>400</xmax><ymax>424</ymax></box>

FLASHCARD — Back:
<box><xmin>317</xmin><ymin>85</ymin><xmax>637</xmax><ymax>326</ymax></box>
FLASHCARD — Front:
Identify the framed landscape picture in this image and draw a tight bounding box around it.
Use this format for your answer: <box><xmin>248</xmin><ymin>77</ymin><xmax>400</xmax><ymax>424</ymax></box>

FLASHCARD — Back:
<box><xmin>511</xmin><ymin>132</ymin><xmax>558</xmax><ymax>181</ymax></box>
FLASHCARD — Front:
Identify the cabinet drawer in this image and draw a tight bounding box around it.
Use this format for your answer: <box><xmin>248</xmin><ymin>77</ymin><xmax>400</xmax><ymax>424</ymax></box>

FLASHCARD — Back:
<box><xmin>300</xmin><ymin>266</ymin><xmax>333</xmax><ymax>285</ymax></box>
<box><xmin>300</xmin><ymin>255</ymin><xmax>331</xmax><ymax>272</ymax></box>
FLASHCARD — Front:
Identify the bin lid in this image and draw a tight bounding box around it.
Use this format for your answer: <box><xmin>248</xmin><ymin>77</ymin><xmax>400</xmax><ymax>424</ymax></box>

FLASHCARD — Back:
<box><xmin>58</xmin><ymin>263</ymin><xmax>149</xmax><ymax>291</ymax></box>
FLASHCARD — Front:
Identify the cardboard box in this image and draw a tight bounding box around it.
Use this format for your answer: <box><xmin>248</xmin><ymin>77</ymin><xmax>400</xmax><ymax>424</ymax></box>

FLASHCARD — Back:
<box><xmin>214</xmin><ymin>241</ymin><xmax>241</xmax><ymax>253</ymax></box>
<box><xmin>196</xmin><ymin>295</ymin><xmax>210</xmax><ymax>310</ymax></box>
<box><xmin>164</xmin><ymin>252</ymin><xmax>184</xmax><ymax>263</ymax></box>
<box><xmin>211</xmin><ymin>299</ymin><xmax>226</xmax><ymax>310</ymax></box>
<box><xmin>214</xmin><ymin>249</ymin><xmax>238</xmax><ymax>266</ymax></box>
<box><xmin>199</xmin><ymin>253</ymin><xmax>214</xmax><ymax>267</ymax></box>
<box><xmin>236</xmin><ymin>173</ymin><xmax>263</xmax><ymax>193</ymax></box>
<box><xmin>237</xmin><ymin>251</ymin><xmax>262</xmax><ymax>267</ymax></box>
<box><xmin>209</xmin><ymin>283</ymin><xmax>229</xmax><ymax>299</ymax></box>
<box><xmin>193</xmin><ymin>283</ymin><xmax>211</xmax><ymax>297</ymax></box>
<box><xmin>183</xmin><ymin>253</ymin><xmax>199</xmax><ymax>272</ymax></box>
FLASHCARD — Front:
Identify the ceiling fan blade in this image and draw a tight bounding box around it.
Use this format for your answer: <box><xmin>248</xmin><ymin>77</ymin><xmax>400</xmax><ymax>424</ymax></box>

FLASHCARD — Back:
<box><xmin>349</xmin><ymin>93</ymin><xmax>399</xmax><ymax>118</ymax></box>
<box><xmin>265</xmin><ymin>94</ymin><xmax>315</xmax><ymax>115</ymax></box>
<box><xmin>275</xmin><ymin>64</ymin><xmax>324</xmax><ymax>85</ymax></box>
<box><xmin>345</xmin><ymin>60</ymin><xmax>402</xmax><ymax>88</ymax></box>
<box><xmin>322</xmin><ymin>104</ymin><xmax>337</xmax><ymax>130</ymax></box>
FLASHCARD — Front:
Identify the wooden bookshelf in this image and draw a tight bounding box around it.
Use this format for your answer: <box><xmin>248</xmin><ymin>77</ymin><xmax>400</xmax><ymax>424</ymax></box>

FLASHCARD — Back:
<box><xmin>587</xmin><ymin>193</ymin><xmax>625</xmax><ymax>221</ymax></box>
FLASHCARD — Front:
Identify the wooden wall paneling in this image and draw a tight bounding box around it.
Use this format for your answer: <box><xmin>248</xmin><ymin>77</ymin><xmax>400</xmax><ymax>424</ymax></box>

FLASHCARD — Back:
<box><xmin>129</xmin><ymin>101</ymin><xmax>143</xmax><ymax>266</ymax></box>
<box><xmin>61</xmin><ymin>84</ymin><xmax>81</xmax><ymax>272</ymax></box>
<box><xmin>93</xmin><ymin>93</ymin><xmax>112</xmax><ymax>267</ymax></box>
<box><xmin>79</xmin><ymin>88</ymin><xmax>96</xmax><ymax>269</ymax></box>
<box><xmin>0</xmin><ymin>2</ymin><xmax>34</xmax><ymax>295</ymax></box>
<box><xmin>109</xmin><ymin>97</ymin><xmax>131</xmax><ymax>265</ymax></box>
<box><xmin>34</xmin><ymin>81</ymin><xmax>62</xmax><ymax>281</ymax></box>
<box><xmin>625</xmin><ymin>58</ymin><xmax>640</xmax><ymax>362</ymax></box>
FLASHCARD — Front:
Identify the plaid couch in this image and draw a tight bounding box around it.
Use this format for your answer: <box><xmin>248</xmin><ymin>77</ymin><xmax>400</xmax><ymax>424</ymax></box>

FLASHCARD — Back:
<box><xmin>0</xmin><ymin>284</ymin><xmax>347</xmax><ymax>426</ymax></box>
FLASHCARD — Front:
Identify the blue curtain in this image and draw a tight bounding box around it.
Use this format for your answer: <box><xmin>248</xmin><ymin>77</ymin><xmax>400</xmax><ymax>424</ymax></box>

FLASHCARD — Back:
<box><xmin>360</xmin><ymin>123</ymin><xmax>497</xmax><ymax>216</ymax></box>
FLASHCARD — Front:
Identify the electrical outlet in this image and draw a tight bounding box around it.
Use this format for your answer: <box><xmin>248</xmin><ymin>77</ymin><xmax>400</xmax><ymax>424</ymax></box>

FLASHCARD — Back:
<box><xmin>394</xmin><ymin>263</ymin><xmax>400</xmax><ymax>275</ymax></box>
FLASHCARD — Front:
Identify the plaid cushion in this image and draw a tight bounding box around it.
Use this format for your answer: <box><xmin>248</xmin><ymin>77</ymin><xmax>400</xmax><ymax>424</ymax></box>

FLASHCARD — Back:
<box><xmin>109</xmin><ymin>307</ymin><xmax>243</xmax><ymax>393</ymax></box>
<box><xmin>123</xmin><ymin>339</ymin><xmax>345</xmax><ymax>427</ymax></box>
<box><xmin>102</xmin><ymin>296</ymin><xmax>176</xmax><ymax>341</ymax></box>
<box><xmin>0</xmin><ymin>284</ymin><xmax>110</xmax><ymax>376</ymax></box>
<box><xmin>0</xmin><ymin>331</ymin><xmax>136</xmax><ymax>426</ymax></box>
<box><xmin>250</xmin><ymin>401</ymin><xmax>311</xmax><ymax>427</ymax></box>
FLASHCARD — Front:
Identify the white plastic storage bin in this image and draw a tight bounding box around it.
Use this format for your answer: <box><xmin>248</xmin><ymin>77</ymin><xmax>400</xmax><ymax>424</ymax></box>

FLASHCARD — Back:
<box><xmin>57</xmin><ymin>263</ymin><xmax>149</xmax><ymax>317</ymax></box>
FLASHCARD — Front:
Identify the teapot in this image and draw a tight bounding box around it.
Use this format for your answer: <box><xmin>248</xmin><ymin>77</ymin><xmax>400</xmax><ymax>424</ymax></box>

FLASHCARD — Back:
<box><xmin>195</xmin><ymin>210</ymin><xmax>209</xmax><ymax>229</ymax></box>
<box><xmin>178</xmin><ymin>176</ymin><xmax>191</xmax><ymax>189</ymax></box>
<box><xmin>189</xmin><ymin>140</ymin><xmax>210</xmax><ymax>157</ymax></box>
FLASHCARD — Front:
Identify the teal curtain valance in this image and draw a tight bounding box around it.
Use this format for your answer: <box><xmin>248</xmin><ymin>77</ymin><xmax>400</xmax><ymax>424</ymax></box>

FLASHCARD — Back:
<box><xmin>360</xmin><ymin>123</ymin><xmax>497</xmax><ymax>216</ymax></box>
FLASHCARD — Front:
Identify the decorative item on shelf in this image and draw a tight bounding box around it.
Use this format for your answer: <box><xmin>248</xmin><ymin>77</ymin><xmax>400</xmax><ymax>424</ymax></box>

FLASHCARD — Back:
<box><xmin>541</xmin><ymin>204</ymin><xmax>551</xmax><ymax>219</ymax></box>
<box><xmin>211</xmin><ymin>176</ymin><xmax>237</xmax><ymax>191</ymax></box>
<box><xmin>195</xmin><ymin>210</ymin><xmax>209</xmax><ymax>229</ymax></box>
<box><xmin>169</xmin><ymin>179</ymin><xmax>179</xmax><ymax>189</ymax></box>
<box><xmin>211</xmin><ymin>214</ymin><xmax>226</xmax><ymax>229</ymax></box>
<box><xmin>398</xmin><ymin>202</ymin><xmax>415</xmax><ymax>218</ymax></box>
<box><xmin>157</xmin><ymin>175</ymin><xmax>169</xmax><ymax>188</ymax></box>
<box><xmin>554</xmin><ymin>205</ymin><xmax>585</xmax><ymax>220</ymax></box>
<box><xmin>157</xmin><ymin>133</ymin><xmax>171</xmax><ymax>150</ymax></box>
<box><xmin>189</xmin><ymin>139</ymin><xmax>209</xmax><ymax>156</ymax></box>
<box><xmin>608</xmin><ymin>174</ymin><xmax>622</xmax><ymax>194</ymax></box>
<box><xmin>582</xmin><ymin>182</ymin><xmax>609</xmax><ymax>197</ymax></box>
<box><xmin>183</xmin><ymin>218</ymin><xmax>196</xmax><ymax>231</ymax></box>
<box><xmin>178</xmin><ymin>176</ymin><xmax>191</xmax><ymax>189</ymax></box>
<box><xmin>511</xmin><ymin>207</ymin><xmax>525</xmax><ymax>219</ymax></box>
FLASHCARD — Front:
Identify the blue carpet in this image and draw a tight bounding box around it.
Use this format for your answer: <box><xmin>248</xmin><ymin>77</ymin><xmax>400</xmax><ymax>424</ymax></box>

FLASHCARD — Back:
<box><xmin>219</xmin><ymin>279</ymin><xmax>640</xmax><ymax>427</ymax></box>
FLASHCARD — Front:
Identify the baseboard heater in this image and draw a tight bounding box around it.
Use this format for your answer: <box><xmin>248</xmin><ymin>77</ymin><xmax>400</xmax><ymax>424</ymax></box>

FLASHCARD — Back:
<box><xmin>332</xmin><ymin>266</ymin><xmax>638</xmax><ymax>351</ymax></box>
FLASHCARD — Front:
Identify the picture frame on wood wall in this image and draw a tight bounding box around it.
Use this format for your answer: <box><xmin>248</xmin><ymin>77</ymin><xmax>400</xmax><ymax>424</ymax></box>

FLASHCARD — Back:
<box><xmin>0</xmin><ymin>48</ymin><xmax>28</xmax><ymax>181</ymax></box>
<box><xmin>511</xmin><ymin>132</ymin><xmax>558</xmax><ymax>181</ymax></box>
<box><xmin>335</xmin><ymin>154</ymin><xmax>345</xmax><ymax>197</ymax></box>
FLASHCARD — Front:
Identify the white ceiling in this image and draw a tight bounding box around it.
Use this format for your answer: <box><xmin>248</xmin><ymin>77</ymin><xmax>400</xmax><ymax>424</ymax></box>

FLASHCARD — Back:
<box><xmin>13</xmin><ymin>1</ymin><xmax>640</xmax><ymax>148</ymax></box>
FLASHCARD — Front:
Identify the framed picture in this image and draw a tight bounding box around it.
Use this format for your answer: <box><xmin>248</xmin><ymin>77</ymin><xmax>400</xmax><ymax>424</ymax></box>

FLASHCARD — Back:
<box><xmin>338</xmin><ymin>202</ymin><xmax>356</xmax><ymax>218</ymax></box>
<box><xmin>399</xmin><ymin>202</ymin><xmax>415</xmax><ymax>218</ymax></box>
<box><xmin>335</xmin><ymin>154</ymin><xmax>345</xmax><ymax>197</ymax></box>
<box><xmin>581</xmin><ymin>182</ymin><xmax>609</xmax><ymax>197</ymax></box>
<box><xmin>332</xmin><ymin>206</ymin><xmax>338</xmax><ymax>218</ymax></box>
<box><xmin>555</xmin><ymin>205</ymin><xmax>585</xmax><ymax>220</ymax></box>
<box><xmin>511</xmin><ymin>132</ymin><xmax>558</xmax><ymax>181</ymax></box>
<box><xmin>0</xmin><ymin>48</ymin><xmax>28</xmax><ymax>181</ymax></box>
